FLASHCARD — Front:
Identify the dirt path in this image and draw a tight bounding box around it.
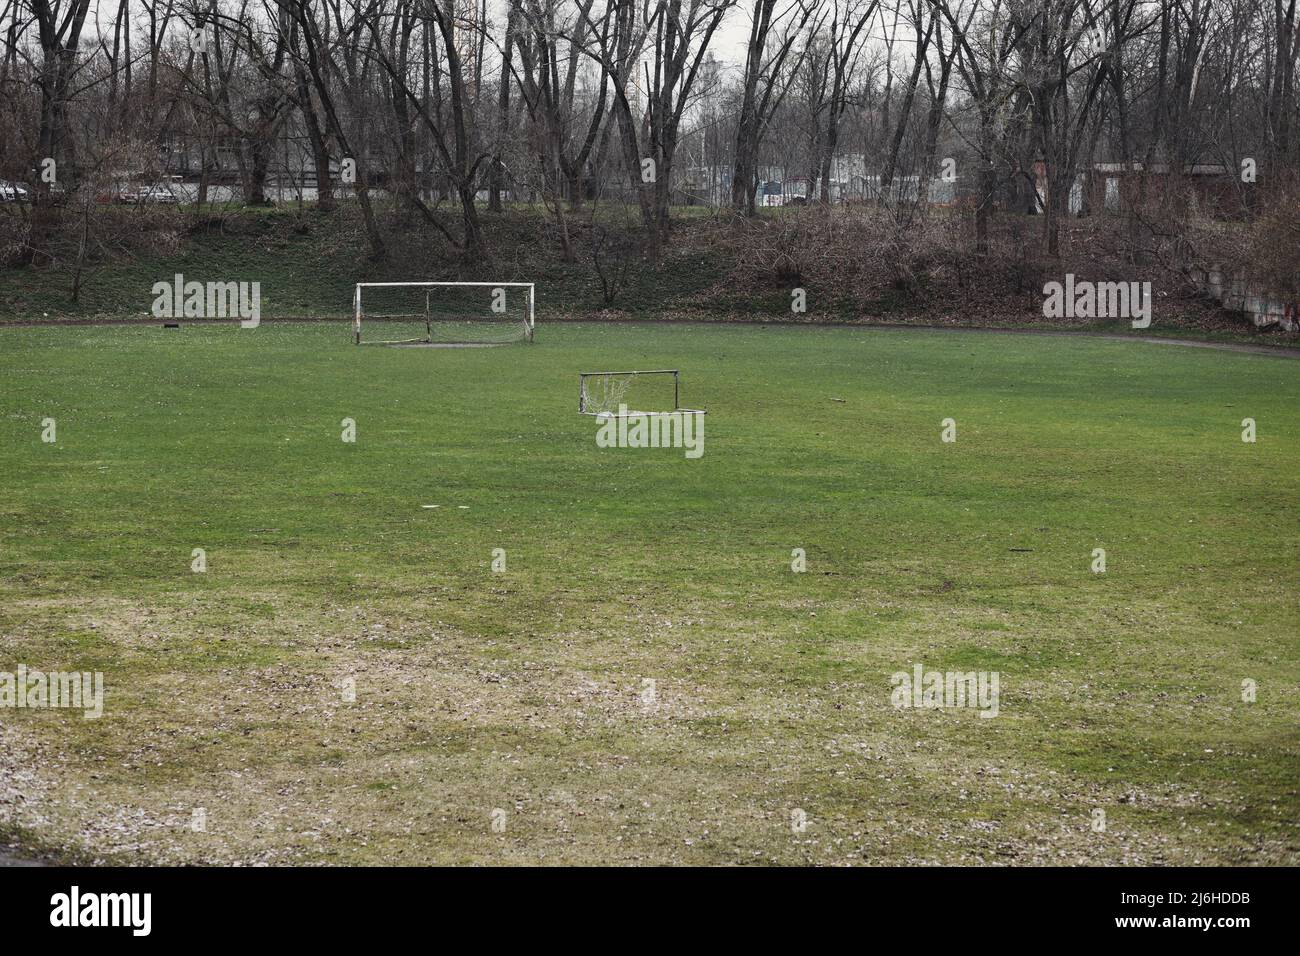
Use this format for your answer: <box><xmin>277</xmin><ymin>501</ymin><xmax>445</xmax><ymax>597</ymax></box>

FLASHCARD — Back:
<box><xmin>3</xmin><ymin>314</ymin><xmax>1297</xmax><ymax>357</ymax></box>
<box><xmin>870</xmin><ymin>324</ymin><xmax>1300</xmax><ymax>358</ymax></box>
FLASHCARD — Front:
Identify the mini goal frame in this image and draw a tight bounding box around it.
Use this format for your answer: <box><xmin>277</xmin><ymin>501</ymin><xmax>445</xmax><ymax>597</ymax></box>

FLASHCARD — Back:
<box><xmin>578</xmin><ymin>369</ymin><xmax>707</xmax><ymax>417</ymax></box>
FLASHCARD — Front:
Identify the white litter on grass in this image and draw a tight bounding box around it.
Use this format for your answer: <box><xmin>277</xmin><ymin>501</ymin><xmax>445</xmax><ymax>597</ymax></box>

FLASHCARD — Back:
<box><xmin>422</xmin><ymin>505</ymin><xmax>440</xmax><ymax>509</ymax></box>
<box><xmin>458</xmin><ymin>506</ymin><xmax>470</xmax><ymax>509</ymax></box>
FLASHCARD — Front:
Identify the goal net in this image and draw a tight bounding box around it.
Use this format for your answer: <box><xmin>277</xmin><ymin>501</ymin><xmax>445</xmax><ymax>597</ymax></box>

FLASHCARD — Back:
<box><xmin>354</xmin><ymin>282</ymin><xmax>534</xmax><ymax>345</ymax></box>
<box><xmin>579</xmin><ymin>369</ymin><xmax>706</xmax><ymax>417</ymax></box>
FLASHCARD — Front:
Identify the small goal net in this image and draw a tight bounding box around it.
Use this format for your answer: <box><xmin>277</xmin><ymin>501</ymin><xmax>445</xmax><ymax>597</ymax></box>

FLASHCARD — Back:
<box><xmin>578</xmin><ymin>369</ymin><xmax>706</xmax><ymax>417</ymax></box>
<box><xmin>354</xmin><ymin>282</ymin><xmax>534</xmax><ymax>345</ymax></box>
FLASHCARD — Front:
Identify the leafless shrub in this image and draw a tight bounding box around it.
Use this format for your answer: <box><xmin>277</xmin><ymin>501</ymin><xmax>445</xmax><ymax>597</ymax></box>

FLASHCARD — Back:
<box><xmin>721</xmin><ymin>204</ymin><xmax>963</xmax><ymax>306</ymax></box>
<box><xmin>1151</xmin><ymin>171</ymin><xmax>1300</xmax><ymax>301</ymax></box>
<box><xmin>999</xmin><ymin>214</ymin><xmax>1050</xmax><ymax>295</ymax></box>
<box><xmin>1245</xmin><ymin>175</ymin><xmax>1300</xmax><ymax>298</ymax></box>
<box><xmin>0</xmin><ymin>208</ymin><xmax>31</xmax><ymax>267</ymax></box>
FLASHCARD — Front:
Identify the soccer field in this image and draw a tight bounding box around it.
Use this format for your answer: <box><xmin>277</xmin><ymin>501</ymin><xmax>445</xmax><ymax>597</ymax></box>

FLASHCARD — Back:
<box><xmin>1</xmin><ymin>321</ymin><xmax>1297</xmax><ymax>865</ymax></box>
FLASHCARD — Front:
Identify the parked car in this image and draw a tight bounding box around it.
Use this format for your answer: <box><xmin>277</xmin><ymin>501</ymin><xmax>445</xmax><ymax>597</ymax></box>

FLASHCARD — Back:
<box><xmin>0</xmin><ymin>180</ymin><xmax>30</xmax><ymax>202</ymax></box>
<box><xmin>119</xmin><ymin>183</ymin><xmax>179</xmax><ymax>204</ymax></box>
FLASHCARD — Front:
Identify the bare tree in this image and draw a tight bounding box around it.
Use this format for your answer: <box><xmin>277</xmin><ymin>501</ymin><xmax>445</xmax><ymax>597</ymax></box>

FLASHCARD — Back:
<box><xmin>22</xmin><ymin>0</ymin><xmax>94</xmax><ymax>263</ymax></box>
<box><xmin>933</xmin><ymin>0</ymin><xmax>1031</xmax><ymax>252</ymax></box>
<box><xmin>285</xmin><ymin>0</ymin><xmax>387</xmax><ymax>257</ymax></box>
<box><xmin>806</xmin><ymin>0</ymin><xmax>878</xmax><ymax>203</ymax></box>
<box><xmin>581</xmin><ymin>0</ymin><xmax>734</xmax><ymax>258</ymax></box>
<box><xmin>732</xmin><ymin>0</ymin><xmax>822</xmax><ymax>213</ymax></box>
<box><xmin>365</xmin><ymin>0</ymin><xmax>491</xmax><ymax>256</ymax></box>
<box><xmin>878</xmin><ymin>0</ymin><xmax>934</xmax><ymax>201</ymax></box>
<box><xmin>917</xmin><ymin>2</ymin><xmax>961</xmax><ymax>208</ymax></box>
<box><xmin>513</xmin><ymin>0</ymin><xmax>610</xmax><ymax>209</ymax></box>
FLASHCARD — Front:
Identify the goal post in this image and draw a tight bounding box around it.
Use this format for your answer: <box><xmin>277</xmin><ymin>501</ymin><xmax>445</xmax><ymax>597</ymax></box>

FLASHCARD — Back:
<box><xmin>353</xmin><ymin>281</ymin><xmax>535</xmax><ymax>346</ymax></box>
<box><xmin>578</xmin><ymin>369</ymin><xmax>706</xmax><ymax>417</ymax></box>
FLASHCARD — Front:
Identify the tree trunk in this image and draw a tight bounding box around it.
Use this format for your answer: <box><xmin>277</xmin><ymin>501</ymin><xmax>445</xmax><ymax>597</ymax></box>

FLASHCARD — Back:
<box><xmin>489</xmin><ymin>3</ymin><xmax>517</xmax><ymax>213</ymax></box>
<box><xmin>25</xmin><ymin>0</ymin><xmax>93</xmax><ymax>264</ymax></box>
<box><xmin>820</xmin><ymin>106</ymin><xmax>838</xmax><ymax>204</ymax></box>
<box><xmin>295</xmin><ymin>61</ymin><xmax>334</xmax><ymax>210</ymax></box>
<box><xmin>247</xmin><ymin>135</ymin><xmax>274</xmax><ymax>205</ymax></box>
<box><xmin>879</xmin><ymin>17</ymin><xmax>933</xmax><ymax>204</ymax></box>
<box><xmin>918</xmin><ymin>40</ymin><xmax>952</xmax><ymax>210</ymax></box>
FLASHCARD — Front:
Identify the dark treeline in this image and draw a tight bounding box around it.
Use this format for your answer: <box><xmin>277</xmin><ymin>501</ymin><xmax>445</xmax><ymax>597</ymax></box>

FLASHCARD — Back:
<box><xmin>1</xmin><ymin>0</ymin><xmax>1297</xmax><ymax>267</ymax></box>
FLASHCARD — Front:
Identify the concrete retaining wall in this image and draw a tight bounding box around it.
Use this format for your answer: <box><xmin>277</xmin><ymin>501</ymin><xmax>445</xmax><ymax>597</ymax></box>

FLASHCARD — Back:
<box><xmin>1189</xmin><ymin>266</ymin><xmax>1300</xmax><ymax>331</ymax></box>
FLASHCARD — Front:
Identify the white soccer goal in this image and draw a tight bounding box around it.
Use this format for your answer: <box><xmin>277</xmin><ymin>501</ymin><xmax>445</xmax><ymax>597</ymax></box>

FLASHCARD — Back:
<box><xmin>578</xmin><ymin>369</ymin><xmax>706</xmax><ymax>417</ymax></box>
<box><xmin>353</xmin><ymin>281</ymin><xmax>534</xmax><ymax>346</ymax></box>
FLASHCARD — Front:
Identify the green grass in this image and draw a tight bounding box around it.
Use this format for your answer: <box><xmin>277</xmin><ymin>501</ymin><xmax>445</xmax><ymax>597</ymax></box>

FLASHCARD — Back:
<box><xmin>0</xmin><ymin>321</ymin><xmax>1297</xmax><ymax>865</ymax></box>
